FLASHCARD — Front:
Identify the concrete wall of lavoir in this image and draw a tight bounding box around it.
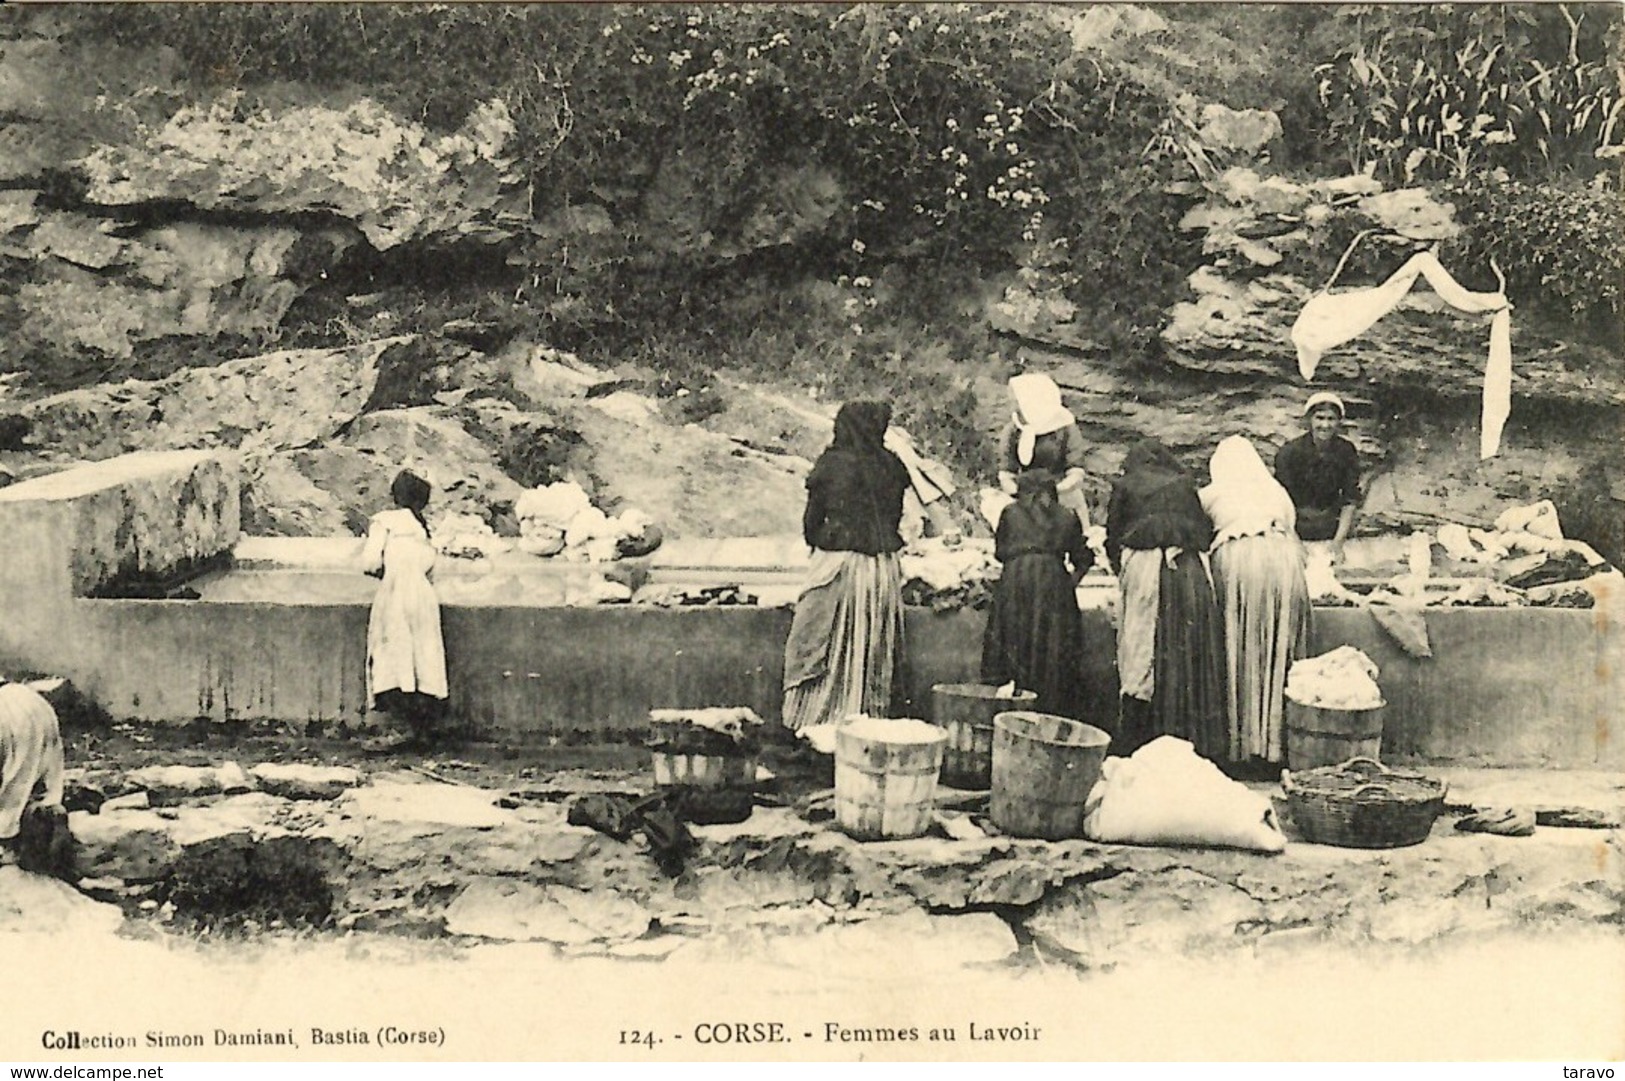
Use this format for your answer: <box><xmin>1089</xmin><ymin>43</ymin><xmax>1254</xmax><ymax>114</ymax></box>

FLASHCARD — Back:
<box><xmin>0</xmin><ymin>450</ymin><xmax>240</xmax><ymax>690</ymax></box>
<box><xmin>28</xmin><ymin>595</ymin><xmax>1623</xmax><ymax>768</ymax></box>
<box><xmin>0</xmin><ymin>450</ymin><xmax>1618</xmax><ymax>767</ymax></box>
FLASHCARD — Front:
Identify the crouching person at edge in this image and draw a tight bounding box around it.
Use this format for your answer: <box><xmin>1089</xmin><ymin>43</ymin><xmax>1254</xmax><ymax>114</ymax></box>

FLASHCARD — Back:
<box><xmin>0</xmin><ymin>676</ymin><xmax>75</xmax><ymax>880</ymax></box>
<box><xmin>781</xmin><ymin>401</ymin><xmax>910</xmax><ymax>732</ymax></box>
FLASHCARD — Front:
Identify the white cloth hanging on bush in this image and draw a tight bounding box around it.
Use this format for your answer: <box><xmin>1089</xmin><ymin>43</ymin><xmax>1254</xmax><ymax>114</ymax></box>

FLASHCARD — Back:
<box><xmin>1290</xmin><ymin>251</ymin><xmax>1512</xmax><ymax>459</ymax></box>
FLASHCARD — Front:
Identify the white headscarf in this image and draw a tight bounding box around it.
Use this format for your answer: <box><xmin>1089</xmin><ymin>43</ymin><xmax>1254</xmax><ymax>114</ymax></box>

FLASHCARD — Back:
<box><xmin>1199</xmin><ymin>435</ymin><xmax>1297</xmax><ymax>546</ymax></box>
<box><xmin>1008</xmin><ymin>372</ymin><xmax>1076</xmax><ymax>467</ymax></box>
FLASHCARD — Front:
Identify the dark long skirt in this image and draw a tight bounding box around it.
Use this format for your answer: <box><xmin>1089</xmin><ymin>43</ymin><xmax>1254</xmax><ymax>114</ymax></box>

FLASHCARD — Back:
<box><xmin>1114</xmin><ymin>549</ymin><xmax>1227</xmax><ymax>760</ymax></box>
<box><xmin>1152</xmin><ymin>550</ymin><xmax>1228</xmax><ymax>760</ymax></box>
<box><xmin>980</xmin><ymin>553</ymin><xmax>1083</xmax><ymax>718</ymax></box>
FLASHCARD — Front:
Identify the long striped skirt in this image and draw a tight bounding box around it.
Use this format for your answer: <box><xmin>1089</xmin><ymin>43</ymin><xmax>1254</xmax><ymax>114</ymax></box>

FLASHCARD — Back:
<box><xmin>1211</xmin><ymin>531</ymin><xmax>1312</xmax><ymax>763</ymax></box>
<box><xmin>1116</xmin><ymin>546</ymin><xmax>1228</xmax><ymax>761</ymax></box>
<box><xmin>781</xmin><ymin>550</ymin><xmax>905</xmax><ymax>732</ymax></box>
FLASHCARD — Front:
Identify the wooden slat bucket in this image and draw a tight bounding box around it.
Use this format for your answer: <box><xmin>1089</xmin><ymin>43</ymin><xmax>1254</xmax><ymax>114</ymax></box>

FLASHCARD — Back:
<box><xmin>834</xmin><ymin>719</ymin><xmax>947</xmax><ymax>841</ymax></box>
<box><xmin>931</xmin><ymin>683</ymin><xmax>1038</xmax><ymax>790</ymax></box>
<box><xmin>1284</xmin><ymin>699</ymin><xmax>1386</xmax><ymax>770</ymax></box>
<box><xmin>650</xmin><ymin>753</ymin><xmax>757</xmax><ymax>788</ymax></box>
<box><xmin>648</xmin><ymin>708</ymin><xmax>761</xmax><ymax>824</ymax></box>
<box><xmin>991</xmin><ymin>711</ymin><xmax>1111</xmax><ymax>841</ymax></box>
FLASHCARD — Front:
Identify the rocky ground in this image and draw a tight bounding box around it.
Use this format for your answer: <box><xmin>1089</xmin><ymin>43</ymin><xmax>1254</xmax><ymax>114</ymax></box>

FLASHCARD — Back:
<box><xmin>6</xmin><ymin>728</ymin><xmax>1622</xmax><ymax>1059</ymax></box>
<box><xmin>61</xmin><ymin>745</ymin><xmax>1625</xmax><ymax>954</ymax></box>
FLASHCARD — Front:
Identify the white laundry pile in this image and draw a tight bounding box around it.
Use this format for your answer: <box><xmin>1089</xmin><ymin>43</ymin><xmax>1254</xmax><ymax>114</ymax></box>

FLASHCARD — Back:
<box><xmin>1285</xmin><ymin>646</ymin><xmax>1383</xmax><ymax>711</ymax></box>
<box><xmin>561</xmin><ymin>574</ymin><xmax>632</xmax><ymax>607</ymax></box>
<box><xmin>648</xmin><ymin>707</ymin><xmax>765</xmax><ymax>741</ymax></box>
<box><xmin>1082</xmin><ymin>736</ymin><xmax>1287</xmax><ymax>852</ymax></box>
<box><xmin>1430</xmin><ymin>501</ymin><xmax>1605</xmax><ymax>583</ymax></box>
<box><xmin>433</xmin><ymin>512</ymin><xmax>510</xmax><ymax>559</ymax></box>
<box><xmin>840</xmin><ymin>716</ymin><xmax>945</xmax><ymax>744</ymax></box>
<box><xmin>648</xmin><ymin>707</ymin><xmax>765</xmax><ymax>756</ymax></box>
<box><xmin>1291</xmin><ymin>250</ymin><xmax>1512</xmax><ymax>458</ymax></box>
<box><xmin>514</xmin><ymin>481</ymin><xmax>661</xmax><ymax>562</ymax></box>
<box><xmin>1304</xmin><ymin>546</ymin><xmax>1362</xmax><ymax>604</ymax></box>
<box><xmin>899</xmin><ymin>536</ymin><xmax>998</xmax><ymax>592</ymax></box>
<box><xmin>798</xmin><ymin>724</ymin><xmax>840</xmax><ymax>756</ymax></box>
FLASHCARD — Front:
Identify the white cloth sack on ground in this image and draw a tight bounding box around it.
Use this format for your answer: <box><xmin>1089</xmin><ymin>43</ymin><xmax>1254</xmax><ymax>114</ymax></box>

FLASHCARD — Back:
<box><xmin>1083</xmin><ymin>737</ymin><xmax>1286</xmax><ymax>852</ymax></box>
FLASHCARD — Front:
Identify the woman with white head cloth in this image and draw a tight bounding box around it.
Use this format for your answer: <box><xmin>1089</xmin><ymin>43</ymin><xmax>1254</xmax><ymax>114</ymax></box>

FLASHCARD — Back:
<box><xmin>997</xmin><ymin>372</ymin><xmax>1092</xmax><ymax>529</ymax></box>
<box><xmin>1200</xmin><ymin>435</ymin><xmax>1312</xmax><ymax>770</ymax></box>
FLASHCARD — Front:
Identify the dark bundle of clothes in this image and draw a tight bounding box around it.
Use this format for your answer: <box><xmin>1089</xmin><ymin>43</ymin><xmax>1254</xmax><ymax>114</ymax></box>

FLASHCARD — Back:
<box><xmin>645</xmin><ymin>709</ymin><xmax>761</xmax><ymax>828</ymax></box>
<box><xmin>901</xmin><ymin>575</ymin><xmax>994</xmax><ymax>612</ymax></box>
<box><xmin>1505</xmin><ymin>550</ymin><xmax>1601</xmax><ymax>590</ymax></box>
<box><xmin>566</xmin><ymin>792</ymin><xmax>696</xmax><ymax>877</ymax></box>
<box><xmin>13</xmin><ymin>805</ymin><xmax>78</xmax><ymax>881</ymax></box>
<box><xmin>641</xmin><ymin>585</ymin><xmax>759</xmax><ymax>609</ymax></box>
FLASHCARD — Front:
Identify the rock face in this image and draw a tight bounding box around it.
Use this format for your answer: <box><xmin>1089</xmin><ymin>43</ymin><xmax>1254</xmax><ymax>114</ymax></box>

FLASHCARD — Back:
<box><xmin>18</xmin><ymin>338</ymin><xmax>404</xmax><ymax>462</ymax></box>
<box><xmin>10</xmin><ymin>331</ymin><xmax>817</xmax><ymax>541</ymax></box>
<box><xmin>0</xmin><ymin>450</ymin><xmax>239</xmax><ymax>598</ymax></box>
<box><xmin>14</xmin><ymin>214</ymin><xmax>325</xmax><ymax>360</ymax></box>
<box><xmin>82</xmin><ymin>98</ymin><xmax>522</xmax><ymax>253</ymax></box>
<box><xmin>0</xmin><ymin>41</ymin><xmax>522</xmax><ymax>361</ymax></box>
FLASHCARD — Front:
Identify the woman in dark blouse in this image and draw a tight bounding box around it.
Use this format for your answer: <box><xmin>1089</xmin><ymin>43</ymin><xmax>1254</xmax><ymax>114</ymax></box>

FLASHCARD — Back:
<box><xmin>781</xmin><ymin>401</ymin><xmax>911</xmax><ymax>731</ymax></box>
<box><xmin>1105</xmin><ymin>438</ymin><xmax>1227</xmax><ymax>760</ymax></box>
<box><xmin>981</xmin><ymin>469</ymin><xmax>1093</xmax><ymax>718</ymax></box>
<box><xmin>1275</xmin><ymin>392</ymin><xmax>1362</xmax><ymax>555</ymax></box>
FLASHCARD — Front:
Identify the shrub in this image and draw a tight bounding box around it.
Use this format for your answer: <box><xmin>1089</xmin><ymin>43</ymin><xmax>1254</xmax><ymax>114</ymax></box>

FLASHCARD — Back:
<box><xmin>1313</xmin><ymin>4</ymin><xmax>1623</xmax><ymax>184</ymax></box>
<box><xmin>1442</xmin><ymin>174</ymin><xmax>1624</xmax><ymax>340</ymax></box>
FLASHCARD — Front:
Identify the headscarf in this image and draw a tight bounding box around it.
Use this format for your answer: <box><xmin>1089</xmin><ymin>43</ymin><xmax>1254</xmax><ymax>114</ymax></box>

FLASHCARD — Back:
<box><xmin>1107</xmin><ymin>436</ymin><xmax>1212</xmax><ymax>567</ymax></box>
<box><xmin>391</xmin><ymin>469</ymin><xmax>432</xmax><ymax>537</ymax></box>
<box><xmin>1199</xmin><ymin>435</ymin><xmax>1296</xmax><ymax>544</ymax></box>
<box><xmin>1120</xmin><ymin>437</ymin><xmax>1186</xmax><ymax>479</ymax></box>
<box><xmin>1009</xmin><ymin>373</ymin><xmax>1076</xmax><ymax>467</ymax></box>
<box><xmin>815</xmin><ymin>400</ymin><xmax>910</xmax><ymax>495</ymax></box>
<box><xmin>1303</xmin><ymin>391</ymin><xmax>1346</xmax><ymax>418</ymax></box>
<box><xmin>830</xmin><ymin>400</ymin><xmax>893</xmax><ymax>457</ymax></box>
<box><xmin>1015</xmin><ymin>467</ymin><xmax>1059</xmax><ymax>504</ymax></box>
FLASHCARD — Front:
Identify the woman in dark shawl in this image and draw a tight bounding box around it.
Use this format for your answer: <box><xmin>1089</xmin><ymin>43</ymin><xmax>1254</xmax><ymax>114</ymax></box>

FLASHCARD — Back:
<box><xmin>981</xmin><ymin>469</ymin><xmax>1092</xmax><ymax>718</ymax></box>
<box><xmin>781</xmin><ymin>401</ymin><xmax>911</xmax><ymax>731</ymax></box>
<box><xmin>1105</xmin><ymin>438</ymin><xmax>1227</xmax><ymax>760</ymax></box>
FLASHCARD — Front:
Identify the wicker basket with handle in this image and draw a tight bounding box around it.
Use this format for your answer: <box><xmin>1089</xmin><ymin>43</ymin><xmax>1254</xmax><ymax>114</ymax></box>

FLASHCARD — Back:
<box><xmin>1281</xmin><ymin>756</ymin><xmax>1447</xmax><ymax>849</ymax></box>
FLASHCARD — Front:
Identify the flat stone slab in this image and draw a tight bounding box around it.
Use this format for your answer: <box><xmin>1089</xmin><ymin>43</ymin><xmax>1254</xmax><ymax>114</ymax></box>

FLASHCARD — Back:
<box><xmin>337</xmin><ymin>783</ymin><xmax>512</xmax><ymax>829</ymax></box>
<box><xmin>126</xmin><ymin>763</ymin><xmax>254</xmax><ymax>804</ymax></box>
<box><xmin>250</xmin><ymin>763</ymin><xmax>361</xmax><ymax>800</ymax></box>
<box><xmin>0</xmin><ymin>867</ymin><xmax>126</xmax><ymax>937</ymax></box>
<box><xmin>444</xmin><ymin>878</ymin><xmax>651</xmax><ymax>945</ymax></box>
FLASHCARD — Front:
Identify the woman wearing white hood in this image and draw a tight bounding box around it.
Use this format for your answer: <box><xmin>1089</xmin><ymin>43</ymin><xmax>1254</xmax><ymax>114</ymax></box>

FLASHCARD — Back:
<box><xmin>1200</xmin><ymin>436</ymin><xmax>1312</xmax><ymax>770</ymax></box>
<box><xmin>997</xmin><ymin>372</ymin><xmax>1091</xmax><ymax>529</ymax></box>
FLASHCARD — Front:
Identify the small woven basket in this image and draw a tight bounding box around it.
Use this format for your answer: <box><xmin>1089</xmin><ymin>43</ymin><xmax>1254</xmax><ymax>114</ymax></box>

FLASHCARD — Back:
<box><xmin>1281</xmin><ymin>756</ymin><xmax>1447</xmax><ymax>849</ymax></box>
